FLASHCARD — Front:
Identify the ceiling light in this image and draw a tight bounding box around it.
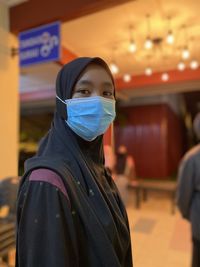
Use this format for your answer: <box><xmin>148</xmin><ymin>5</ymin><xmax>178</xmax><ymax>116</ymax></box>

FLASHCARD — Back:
<box><xmin>166</xmin><ymin>30</ymin><xmax>174</xmax><ymax>44</ymax></box>
<box><xmin>145</xmin><ymin>14</ymin><xmax>153</xmax><ymax>50</ymax></box>
<box><xmin>109</xmin><ymin>62</ymin><xmax>119</xmax><ymax>75</ymax></box>
<box><xmin>161</xmin><ymin>73</ymin><xmax>169</xmax><ymax>82</ymax></box>
<box><xmin>144</xmin><ymin>37</ymin><xmax>153</xmax><ymax>49</ymax></box>
<box><xmin>145</xmin><ymin>67</ymin><xmax>152</xmax><ymax>76</ymax></box>
<box><xmin>190</xmin><ymin>60</ymin><xmax>199</xmax><ymax>70</ymax></box>
<box><xmin>177</xmin><ymin>61</ymin><xmax>186</xmax><ymax>71</ymax></box>
<box><xmin>129</xmin><ymin>40</ymin><xmax>137</xmax><ymax>53</ymax></box>
<box><xmin>123</xmin><ymin>74</ymin><xmax>131</xmax><ymax>82</ymax></box>
<box><xmin>182</xmin><ymin>47</ymin><xmax>190</xmax><ymax>60</ymax></box>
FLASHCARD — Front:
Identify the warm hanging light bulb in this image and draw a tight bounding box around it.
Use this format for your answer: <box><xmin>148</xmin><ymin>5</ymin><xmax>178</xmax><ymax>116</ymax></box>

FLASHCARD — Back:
<box><xmin>161</xmin><ymin>72</ymin><xmax>169</xmax><ymax>82</ymax></box>
<box><xmin>144</xmin><ymin>14</ymin><xmax>153</xmax><ymax>49</ymax></box>
<box><xmin>166</xmin><ymin>30</ymin><xmax>174</xmax><ymax>44</ymax></box>
<box><xmin>109</xmin><ymin>62</ymin><xmax>119</xmax><ymax>75</ymax></box>
<box><xmin>129</xmin><ymin>40</ymin><xmax>137</xmax><ymax>53</ymax></box>
<box><xmin>123</xmin><ymin>74</ymin><xmax>131</xmax><ymax>82</ymax></box>
<box><xmin>166</xmin><ymin>17</ymin><xmax>174</xmax><ymax>45</ymax></box>
<box><xmin>144</xmin><ymin>37</ymin><xmax>153</xmax><ymax>49</ymax></box>
<box><xmin>190</xmin><ymin>60</ymin><xmax>199</xmax><ymax>70</ymax></box>
<box><xmin>182</xmin><ymin>46</ymin><xmax>190</xmax><ymax>60</ymax></box>
<box><xmin>177</xmin><ymin>61</ymin><xmax>186</xmax><ymax>71</ymax></box>
<box><xmin>145</xmin><ymin>67</ymin><xmax>153</xmax><ymax>76</ymax></box>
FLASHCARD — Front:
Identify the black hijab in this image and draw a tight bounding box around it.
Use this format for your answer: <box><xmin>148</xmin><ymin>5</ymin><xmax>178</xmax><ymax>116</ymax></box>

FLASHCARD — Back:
<box><xmin>23</xmin><ymin>57</ymin><xmax>132</xmax><ymax>267</ymax></box>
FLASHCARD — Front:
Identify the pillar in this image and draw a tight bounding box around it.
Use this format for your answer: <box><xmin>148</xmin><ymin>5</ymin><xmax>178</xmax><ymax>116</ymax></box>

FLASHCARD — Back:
<box><xmin>0</xmin><ymin>3</ymin><xmax>19</xmax><ymax>179</ymax></box>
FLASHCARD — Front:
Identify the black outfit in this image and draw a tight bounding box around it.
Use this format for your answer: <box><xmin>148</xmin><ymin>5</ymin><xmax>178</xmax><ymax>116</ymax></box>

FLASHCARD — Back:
<box><xmin>192</xmin><ymin>238</ymin><xmax>200</xmax><ymax>267</ymax></box>
<box><xmin>15</xmin><ymin>57</ymin><xmax>133</xmax><ymax>267</ymax></box>
<box><xmin>116</xmin><ymin>153</ymin><xmax>127</xmax><ymax>175</ymax></box>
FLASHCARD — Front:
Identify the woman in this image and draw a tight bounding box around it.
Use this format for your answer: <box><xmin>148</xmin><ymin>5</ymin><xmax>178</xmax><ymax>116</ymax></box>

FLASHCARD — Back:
<box><xmin>15</xmin><ymin>57</ymin><xmax>133</xmax><ymax>267</ymax></box>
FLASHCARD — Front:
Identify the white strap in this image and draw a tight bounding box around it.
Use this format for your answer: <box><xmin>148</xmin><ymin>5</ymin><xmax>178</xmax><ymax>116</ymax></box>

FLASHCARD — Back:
<box><xmin>56</xmin><ymin>95</ymin><xmax>66</xmax><ymax>104</ymax></box>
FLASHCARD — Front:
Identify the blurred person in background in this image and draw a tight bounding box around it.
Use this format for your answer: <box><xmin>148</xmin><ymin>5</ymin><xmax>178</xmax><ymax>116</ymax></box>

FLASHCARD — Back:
<box><xmin>114</xmin><ymin>145</ymin><xmax>136</xmax><ymax>205</ymax></box>
<box><xmin>177</xmin><ymin>112</ymin><xmax>200</xmax><ymax>267</ymax></box>
<box><xmin>15</xmin><ymin>57</ymin><xmax>133</xmax><ymax>267</ymax></box>
<box><xmin>116</xmin><ymin>145</ymin><xmax>136</xmax><ymax>182</ymax></box>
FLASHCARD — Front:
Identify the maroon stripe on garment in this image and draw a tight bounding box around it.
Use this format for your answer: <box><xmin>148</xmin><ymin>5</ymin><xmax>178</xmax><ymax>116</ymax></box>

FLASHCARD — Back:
<box><xmin>29</xmin><ymin>168</ymin><xmax>70</xmax><ymax>207</ymax></box>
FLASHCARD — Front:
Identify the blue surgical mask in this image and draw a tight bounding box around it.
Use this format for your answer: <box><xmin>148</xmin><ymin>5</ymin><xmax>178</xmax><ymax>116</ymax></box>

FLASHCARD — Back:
<box><xmin>56</xmin><ymin>95</ymin><xmax>116</xmax><ymax>141</ymax></box>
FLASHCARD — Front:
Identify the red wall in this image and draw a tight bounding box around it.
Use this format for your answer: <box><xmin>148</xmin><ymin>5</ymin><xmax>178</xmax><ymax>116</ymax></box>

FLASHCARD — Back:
<box><xmin>167</xmin><ymin>107</ymin><xmax>184</xmax><ymax>175</ymax></box>
<box><xmin>115</xmin><ymin>104</ymin><xmax>184</xmax><ymax>178</ymax></box>
<box><xmin>103</xmin><ymin>125</ymin><xmax>112</xmax><ymax>146</ymax></box>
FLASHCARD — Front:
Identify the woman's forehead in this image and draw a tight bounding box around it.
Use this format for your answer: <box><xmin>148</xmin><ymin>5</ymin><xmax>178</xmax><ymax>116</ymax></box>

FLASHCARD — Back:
<box><xmin>76</xmin><ymin>64</ymin><xmax>114</xmax><ymax>84</ymax></box>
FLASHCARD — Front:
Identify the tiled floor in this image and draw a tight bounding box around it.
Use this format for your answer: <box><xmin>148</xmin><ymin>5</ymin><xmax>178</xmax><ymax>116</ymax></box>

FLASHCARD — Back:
<box><xmin>126</xmin><ymin>189</ymin><xmax>192</xmax><ymax>267</ymax></box>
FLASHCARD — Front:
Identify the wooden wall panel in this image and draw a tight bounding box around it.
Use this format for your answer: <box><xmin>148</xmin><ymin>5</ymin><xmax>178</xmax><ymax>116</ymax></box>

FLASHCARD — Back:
<box><xmin>103</xmin><ymin>125</ymin><xmax>113</xmax><ymax>146</ymax></box>
<box><xmin>115</xmin><ymin>104</ymin><xmax>183</xmax><ymax>178</ymax></box>
<box><xmin>166</xmin><ymin>106</ymin><xmax>184</xmax><ymax>175</ymax></box>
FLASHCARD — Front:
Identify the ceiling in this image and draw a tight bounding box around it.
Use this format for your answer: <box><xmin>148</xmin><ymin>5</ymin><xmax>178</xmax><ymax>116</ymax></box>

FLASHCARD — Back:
<box><xmin>20</xmin><ymin>63</ymin><xmax>60</xmax><ymax>93</ymax></box>
<box><xmin>19</xmin><ymin>0</ymin><xmax>200</xmax><ymax>114</ymax></box>
<box><xmin>0</xmin><ymin>0</ymin><xmax>27</xmax><ymax>7</ymax></box>
<box><xmin>61</xmin><ymin>0</ymin><xmax>200</xmax><ymax>75</ymax></box>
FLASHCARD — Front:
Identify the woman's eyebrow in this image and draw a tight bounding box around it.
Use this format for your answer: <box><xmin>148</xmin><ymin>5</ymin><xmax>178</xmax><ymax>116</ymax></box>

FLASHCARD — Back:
<box><xmin>76</xmin><ymin>80</ymin><xmax>113</xmax><ymax>88</ymax></box>
<box><xmin>102</xmin><ymin>81</ymin><xmax>113</xmax><ymax>88</ymax></box>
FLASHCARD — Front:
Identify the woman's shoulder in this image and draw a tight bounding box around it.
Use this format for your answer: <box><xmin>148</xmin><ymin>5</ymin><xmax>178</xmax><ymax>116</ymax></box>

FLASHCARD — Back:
<box><xmin>28</xmin><ymin>168</ymin><xmax>68</xmax><ymax>198</ymax></box>
<box><xmin>16</xmin><ymin>168</ymin><xmax>72</xmax><ymax>227</ymax></box>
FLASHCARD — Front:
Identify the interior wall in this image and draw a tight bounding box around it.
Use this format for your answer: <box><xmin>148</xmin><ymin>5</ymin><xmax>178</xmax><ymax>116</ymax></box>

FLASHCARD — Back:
<box><xmin>115</xmin><ymin>103</ymin><xmax>184</xmax><ymax>178</ymax></box>
<box><xmin>0</xmin><ymin>3</ymin><xmax>19</xmax><ymax>179</ymax></box>
<box><xmin>167</xmin><ymin>106</ymin><xmax>185</xmax><ymax>175</ymax></box>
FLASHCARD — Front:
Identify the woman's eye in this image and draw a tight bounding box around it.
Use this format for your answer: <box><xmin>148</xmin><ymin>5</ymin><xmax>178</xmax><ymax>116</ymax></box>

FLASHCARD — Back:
<box><xmin>103</xmin><ymin>91</ymin><xmax>113</xmax><ymax>97</ymax></box>
<box><xmin>77</xmin><ymin>89</ymin><xmax>91</xmax><ymax>95</ymax></box>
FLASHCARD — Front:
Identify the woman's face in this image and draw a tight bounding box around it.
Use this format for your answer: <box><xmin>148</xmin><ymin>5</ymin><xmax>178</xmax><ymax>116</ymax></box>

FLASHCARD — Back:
<box><xmin>72</xmin><ymin>64</ymin><xmax>115</xmax><ymax>99</ymax></box>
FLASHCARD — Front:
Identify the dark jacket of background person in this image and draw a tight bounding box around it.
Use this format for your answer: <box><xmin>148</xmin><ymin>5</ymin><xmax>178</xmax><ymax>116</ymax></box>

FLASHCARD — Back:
<box><xmin>177</xmin><ymin>112</ymin><xmax>200</xmax><ymax>267</ymax></box>
<box><xmin>15</xmin><ymin>57</ymin><xmax>133</xmax><ymax>267</ymax></box>
<box><xmin>177</xmin><ymin>144</ymin><xmax>200</xmax><ymax>240</ymax></box>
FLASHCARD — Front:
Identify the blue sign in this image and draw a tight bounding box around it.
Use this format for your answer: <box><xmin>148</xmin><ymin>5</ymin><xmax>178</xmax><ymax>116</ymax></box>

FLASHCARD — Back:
<box><xmin>19</xmin><ymin>21</ymin><xmax>61</xmax><ymax>67</ymax></box>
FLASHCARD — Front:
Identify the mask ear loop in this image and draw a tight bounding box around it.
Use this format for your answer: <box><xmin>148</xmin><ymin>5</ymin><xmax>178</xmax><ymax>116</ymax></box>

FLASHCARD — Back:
<box><xmin>56</xmin><ymin>95</ymin><xmax>68</xmax><ymax>120</ymax></box>
<box><xmin>56</xmin><ymin>95</ymin><xmax>66</xmax><ymax>104</ymax></box>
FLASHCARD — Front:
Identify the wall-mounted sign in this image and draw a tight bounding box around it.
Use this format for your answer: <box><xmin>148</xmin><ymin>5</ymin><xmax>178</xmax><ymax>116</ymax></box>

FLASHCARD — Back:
<box><xmin>19</xmin><ymin>21</ymin><xmax>61</xmax><ymax>67</ymax></box>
